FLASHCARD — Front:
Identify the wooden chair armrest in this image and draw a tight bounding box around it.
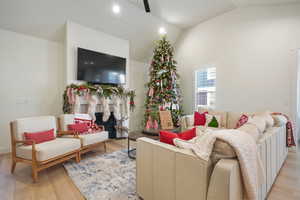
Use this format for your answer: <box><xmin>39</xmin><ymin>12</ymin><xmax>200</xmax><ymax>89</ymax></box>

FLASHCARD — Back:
<box><xmin>57</xmin><ymin>130</ymin><xmax>78</xmax><ymax>137</ymax></box>
<box><xmin>14</xmin><ymin>140</ymin><xmax>37</xmax><ymax>162</ymax></box>
<box><xmin>15</xmin><ymin>140</ymin><xmax>36</xmax><ymax>145</ymax></box>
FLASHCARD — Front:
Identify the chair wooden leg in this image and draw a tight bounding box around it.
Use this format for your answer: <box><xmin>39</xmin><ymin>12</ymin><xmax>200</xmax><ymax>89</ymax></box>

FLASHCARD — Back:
<box><xmin>11</xmin><ymin>160</ymin><xmax>16</xmax><ymax>174</ymax></box>
<box><xmin>104</xmin><ymin>142</ymin><xmax>107</xmax><ymax>152</ymax></box>
<box><xmin>32</xmin><ymin>160</ymin><xmax>38</xmax><ymax>182</ymax></box>
<box><xmin>76</xmin><ymin>152</ymin><xmax>80</xmax><ymax>163</ymax></box>
<box><xmin>32</xmin><ymin>167</ymin><xmax>38</xmax><ymax>183</ymax></box>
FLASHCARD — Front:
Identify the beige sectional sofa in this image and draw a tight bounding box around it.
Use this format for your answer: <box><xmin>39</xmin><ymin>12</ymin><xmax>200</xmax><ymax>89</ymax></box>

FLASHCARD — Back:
<box><xmin>136</xmin><ymin>109</ymin><xmax>288</xmax><ymax>200</ymax></box>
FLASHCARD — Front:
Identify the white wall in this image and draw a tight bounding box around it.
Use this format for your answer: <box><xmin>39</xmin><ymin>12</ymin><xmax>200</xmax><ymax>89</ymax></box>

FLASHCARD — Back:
<box><xmin>66</xmin><ymin>21</ymin><xmax>130</xmax><ymax>86</ymax></box>
<box><xmin>129</xmin><ymin>60</ymin><xmax>148</xmax><ymax>130</ymax></box>
<box><xmin>65</xmin><ymin>21</ymin><xmax>147</xmax><ymax>131</ymax></box>
<box><xmin>0</xmin><ymin>29</ymin><xmax>64</xmax><ymax>153</ymax></box>
<box><xmin>175</xmin><ymin>3</ymin><xmax>300</xmax><ymax>129</ymax></box>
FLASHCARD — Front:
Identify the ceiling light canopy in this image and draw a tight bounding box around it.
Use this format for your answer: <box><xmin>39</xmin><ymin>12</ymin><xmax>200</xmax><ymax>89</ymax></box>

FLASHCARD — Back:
<box><xmin>159</xmin><ymin>27</ymin><xmax>167</xmax><ymax>35</ymax></box>
<box><xmin>112</xmin><ymin>4</ymin><xmax>121</xmax><ymax>14</ymax></box>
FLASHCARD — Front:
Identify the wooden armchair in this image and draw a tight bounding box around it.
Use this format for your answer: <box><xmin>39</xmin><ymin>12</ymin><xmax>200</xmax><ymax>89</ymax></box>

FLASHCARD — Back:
<box><xmin>58</xmin><ymin>114</ymin><xmax>109</xmax><ymax>160</ymax></box>
<box><xmin>10</xmin><ymin>116</ymin><xmax>81</xmax><ymax>182</ymax></box>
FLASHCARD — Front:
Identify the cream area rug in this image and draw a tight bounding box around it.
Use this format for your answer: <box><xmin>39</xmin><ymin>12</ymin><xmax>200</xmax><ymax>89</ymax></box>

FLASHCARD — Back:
<box><xmin>63</xmin><ymin>150</ymin><xmax>139</xmax><ymax>200</ymax></box>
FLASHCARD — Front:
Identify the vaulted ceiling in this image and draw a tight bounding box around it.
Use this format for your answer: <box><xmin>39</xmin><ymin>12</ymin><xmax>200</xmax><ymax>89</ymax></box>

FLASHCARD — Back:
<box><xmin>0</xmin><ymin>0</ymin><xmax>299</xmax><ymax>61</ymax></box>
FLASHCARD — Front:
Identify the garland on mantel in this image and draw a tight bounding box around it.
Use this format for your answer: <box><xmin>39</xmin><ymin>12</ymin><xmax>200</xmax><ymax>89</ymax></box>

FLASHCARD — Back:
<box><xmin>63</xmin><ymin>83</ymin><xmax>135</xmax><ymax>114</ymax></box>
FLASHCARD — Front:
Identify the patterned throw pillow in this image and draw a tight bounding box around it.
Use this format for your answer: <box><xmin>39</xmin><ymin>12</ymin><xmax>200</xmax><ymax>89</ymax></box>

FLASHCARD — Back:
<box><xmin>235</xmin><ymin>114</ymin><xmax>249</xmax><ymax>129</ymax></box>
<box><xmin>68</xmin><ymin>123</ymin><xmax>89</xmax><ymax>133</ymax></box>
<box><xmin>205</xmin><ymin>114</ymin><xmax>221</xmax><ymax>128</ymax></box>
<box><xmin>73</xmin><ymin>118</ymin><xmax>102</xmax><ymax>134</ymax></box>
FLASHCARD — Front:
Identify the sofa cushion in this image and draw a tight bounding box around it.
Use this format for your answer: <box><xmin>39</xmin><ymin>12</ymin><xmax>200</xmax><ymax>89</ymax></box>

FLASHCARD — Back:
<box><xmin>24</xmin><ymin>129</ymin><xmax>55</xmax><ymax>145</ymax></box>
<box><xmin>271</xmin><ymin>115</ymin><xmax>287</xmax><ymax>127</ymax></box>
<box><xmin>12</xmin><ymin>116</ymin><xmax>57</xmax><ymax>141</ymax></box>
<box><xmin>79</xmin><ymin>131</ymin><xmax>109</xmax><ymax>146</ymax></box>
<box><xmin>255</xmin><ymin>111</ymin><xmax>274</xmax><ymax>128</ymax></box>
<box><xmin>194</xmin><ymin>111</ymin><xmax>207</xmax><ymax>126</ymax></box>
<box><xmin>16</xmin><ymin>138</ymin><xmax>81</xmax><ymax>161</ymax></box>
<box><xmin>198</xmin><ymin>108</ymin><xmax>227</xmax><ymax>128</ymax></box>
<box><xmin>248</xmin><ymin>116</ymin><xmax>267</xmax><ymax>133</ymax></box>
<box><xmin>185</xmin><ymin>115</ymin><xmax>194</xmax><ymax>127</ymax></box>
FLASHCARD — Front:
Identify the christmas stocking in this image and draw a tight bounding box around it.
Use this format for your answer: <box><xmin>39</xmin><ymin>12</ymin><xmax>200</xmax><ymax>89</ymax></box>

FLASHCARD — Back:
<box><xmin>101</xmin><ymin>97</ymin><xmax>110</xmax><ymax>122</ymax></box>
<box><xmin>112</xmin><ymin>95</ymin><xmax>121</xmax><ymax>121</ymax></box>
<box><xmin>87</xmin><ymin>94</ymin><xmax>98</xmax><ymax>121</ymax></box>
<box><xmin>73</xmin><ymin>95</ymin><xmax>81</xmax><ymax>114</ymax></box>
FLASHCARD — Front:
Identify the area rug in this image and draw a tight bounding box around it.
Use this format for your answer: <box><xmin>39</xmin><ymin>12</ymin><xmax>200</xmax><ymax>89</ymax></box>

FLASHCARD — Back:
<box><xmin>63</xmin><ymin>150</ymin><xmax>138</xmax><ymax>200</ymax></box>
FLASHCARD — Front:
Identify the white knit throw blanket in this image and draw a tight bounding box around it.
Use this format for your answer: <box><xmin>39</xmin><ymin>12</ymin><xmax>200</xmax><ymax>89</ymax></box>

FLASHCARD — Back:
<box><xmin>174</xmin><ymin>129</ymin><xmax>265</xmax><ymax>200</ymax></box>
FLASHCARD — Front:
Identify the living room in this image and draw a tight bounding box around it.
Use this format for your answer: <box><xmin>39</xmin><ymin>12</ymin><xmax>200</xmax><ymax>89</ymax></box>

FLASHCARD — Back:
<box><xmin>0</xmin><ymin>0</ymin><xmax>299</xmax><ymax>200</ymax></box>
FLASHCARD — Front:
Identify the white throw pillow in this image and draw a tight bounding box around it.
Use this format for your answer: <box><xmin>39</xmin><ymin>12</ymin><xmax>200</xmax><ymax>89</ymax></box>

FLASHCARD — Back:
<box><xmin>247</xmin><ymin>116</ymin><xmax>267</xmax><ymax>133</ymax></box>
<box><xmin>255</xmin><ymin>111</ymin><xmax>274</xmax><ymax>128</ymax></box>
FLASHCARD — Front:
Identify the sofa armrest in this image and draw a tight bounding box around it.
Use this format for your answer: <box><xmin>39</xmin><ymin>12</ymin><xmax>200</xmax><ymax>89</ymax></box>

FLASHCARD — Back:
<box><xmin>207</xmin><ymin>159</ymin><xmax>243</xmax><ymax>200</ymax></box>
<box><xmin>137</xmin><ymin>137</ymin><xmax>212</xmax><ymax>200</ymax></box>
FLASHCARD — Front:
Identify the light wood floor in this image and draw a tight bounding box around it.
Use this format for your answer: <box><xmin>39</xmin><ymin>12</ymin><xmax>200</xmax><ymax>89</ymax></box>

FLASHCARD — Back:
<box><xmin>0</xmin><ymin>139</ymin><xmax>299</xmax><ymax>200</ymax></box>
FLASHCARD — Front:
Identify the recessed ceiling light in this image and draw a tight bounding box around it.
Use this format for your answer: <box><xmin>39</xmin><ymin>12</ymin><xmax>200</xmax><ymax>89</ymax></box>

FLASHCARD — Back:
<box><xmin>159</xmin><ymin>27</ymin><xmax>167</xmax><ymax>35</ymax></box>
<box><xmin>112</xmin><ymin>4</ymin><xmax>120</xmax><ymax>14</ymax></box>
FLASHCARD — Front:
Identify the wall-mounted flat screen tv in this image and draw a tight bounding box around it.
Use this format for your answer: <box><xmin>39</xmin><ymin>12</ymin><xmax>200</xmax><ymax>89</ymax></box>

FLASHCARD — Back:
<box><xmin>77</xmin><ymin>48</ymin><xmax>126</xmax><ymax>85</ymax></box>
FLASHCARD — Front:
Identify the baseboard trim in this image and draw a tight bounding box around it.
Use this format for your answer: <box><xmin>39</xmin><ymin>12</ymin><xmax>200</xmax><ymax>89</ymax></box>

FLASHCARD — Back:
<box><xmin>0</xmin><ymin>147</ymin><xmax>10</xmax><ymax>155</ymax></box>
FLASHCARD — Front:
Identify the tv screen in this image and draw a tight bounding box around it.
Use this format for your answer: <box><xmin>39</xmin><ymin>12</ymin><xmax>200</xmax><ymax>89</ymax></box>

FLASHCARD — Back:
<box><xmin>77</xmin><ymin>48</ymin><xmax>126</xmax><ymax>85</ymax></box>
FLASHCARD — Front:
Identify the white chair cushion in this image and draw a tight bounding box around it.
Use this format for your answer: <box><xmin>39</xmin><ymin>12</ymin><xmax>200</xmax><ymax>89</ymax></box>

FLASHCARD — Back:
<box><xmin>79</xmin><ymin>131</ymin><xmax>109</xmax><ymax>146</ymax></box>
<box><xmin>59</xmin><ymin>114</ymin><xmax>92</xmax><ymax>131</ymax></box>
<box><xmin>12</xmin><ymin>116</ymin><xmax>57</xmax><ymax>141</ymax></box>
<box><xmin>16</xmin><ymin>138</ymin><xmax>81</xmax><ymax>161</ymax></box>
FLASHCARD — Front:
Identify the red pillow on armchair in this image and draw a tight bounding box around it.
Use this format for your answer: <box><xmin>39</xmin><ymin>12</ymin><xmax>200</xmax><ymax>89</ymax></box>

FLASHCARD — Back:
<box><xmin>24</xmin><ymin>129</ymin><xmax>55</xmax><ymax>145</ymax></box>
<box><xmin>68</xmin><ymin>123</ymin><xmax>89</xmax><ymax>133</ymax></box>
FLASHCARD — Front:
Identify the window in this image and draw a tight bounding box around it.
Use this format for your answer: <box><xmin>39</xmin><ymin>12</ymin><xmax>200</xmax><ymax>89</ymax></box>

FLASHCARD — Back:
<box><xmin>195</xmin><ymin>67</ymin><xmax>216</xmax><ymax>109</ymax></box>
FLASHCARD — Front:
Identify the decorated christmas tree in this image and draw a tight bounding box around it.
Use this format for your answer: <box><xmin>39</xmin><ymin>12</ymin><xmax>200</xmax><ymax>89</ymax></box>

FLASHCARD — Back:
<box><xmin>144</xmin><ymin>36</ymin><xmax>182</xmax><ymax>129</ymax></box>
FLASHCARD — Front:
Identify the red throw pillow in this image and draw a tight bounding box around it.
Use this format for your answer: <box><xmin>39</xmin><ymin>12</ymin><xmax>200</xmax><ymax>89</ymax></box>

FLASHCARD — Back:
<box><xmin>68</xmin><ymin>123</ymin><xmax>89</xmax><ymax>133</ymax></box>
<box><xmin>160</xmin><ymin>128</ymin><xmax>197</xmax><ymax>146</ymax></box>
<box><xmin>74</xmin><ymin>118</ymin><xmax>92</xmax><ymax>127</ymax></box>
<box><xmin>194</xmin><ymin>111</ymin><xmax>208</xmax><ymax>126</ymax></box>
<box><xmin>159</xmin><ymin>131</ymin><xmax>180</xmax><ymax>145</ymax></box>
<box><xmin>235</xmin><ymin>114</ymin><xmax>249</xmax><ymax>129</ymax></box>
<box><xmin>24</xmin><ymin>129</ymin><xmax>55</xmax><ymax>145</ymax></box>
<box><xmin>179</xmin><ymin>128</ymin><xmax>196</xmax><ymax>140</ymax></box>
